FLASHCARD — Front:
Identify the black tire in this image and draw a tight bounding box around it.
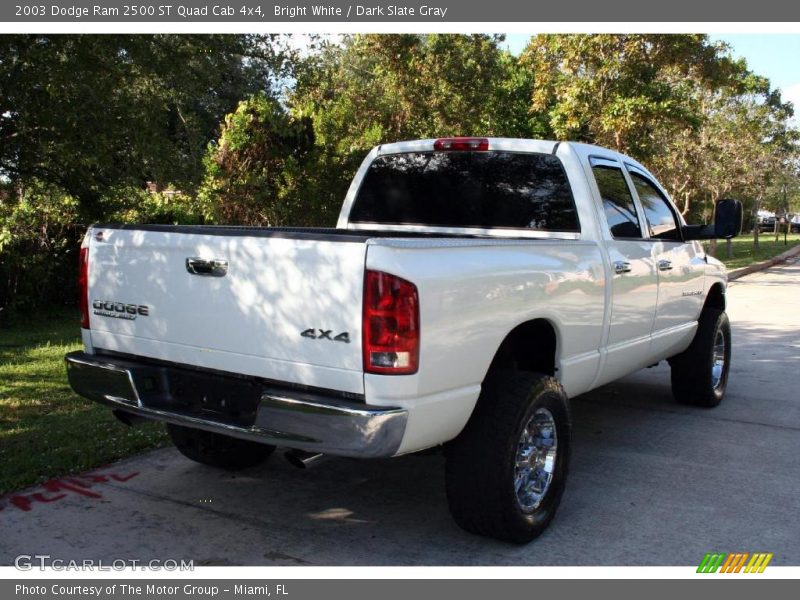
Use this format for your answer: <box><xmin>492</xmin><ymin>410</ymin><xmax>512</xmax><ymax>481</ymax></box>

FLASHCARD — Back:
<box><xmin>444</xmin><ymin>371</ymin><xmax>572</xmax><ymax>544</ymax></box>
<box><xmin>670</xmin><ymin>308</ymin><xmax>731</xmax><ymax>407</ymax></box>
<box><xmin>167</xmin><ymin>424</ymin><xmax>275</xmax><ymax>471</ymax></box>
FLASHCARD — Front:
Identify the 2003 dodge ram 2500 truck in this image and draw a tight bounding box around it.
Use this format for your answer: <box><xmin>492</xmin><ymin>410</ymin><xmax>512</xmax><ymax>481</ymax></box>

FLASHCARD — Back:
<box><xmin>66</xmin><ymin>137</ymin><xmax>743</xmax><ymax>543</ymax></box>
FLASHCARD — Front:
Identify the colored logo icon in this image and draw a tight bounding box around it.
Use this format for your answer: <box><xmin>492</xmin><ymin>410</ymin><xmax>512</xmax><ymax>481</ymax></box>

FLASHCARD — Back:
<box><xmin>697</xmin><ymin>552</ymin><xmax>773</xmax><ymax>573</ymax></box>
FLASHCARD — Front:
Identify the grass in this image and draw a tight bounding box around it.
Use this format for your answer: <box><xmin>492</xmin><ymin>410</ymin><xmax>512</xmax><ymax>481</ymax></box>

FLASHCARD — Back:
<box><xmin>0</xmin><ymin>309</ymin><xmax>168</xmax><ymax>494</ymax></box>
<box><xmin>705</xmin><ymin>232</ymin><xmax>800</xmax><ymax>271</ymax></box>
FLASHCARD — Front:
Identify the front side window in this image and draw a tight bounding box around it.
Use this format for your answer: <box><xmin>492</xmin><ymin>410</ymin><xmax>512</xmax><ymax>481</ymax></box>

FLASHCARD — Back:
<box><xmin>592</xmin><ymin>164</ymin><xmax>642</xmax><ymax>239</ymax></box>
<box><xmin>349</xmin><ymin>151</ymin><xmax>580</xmax><ymax>232</ymax></box>
<box><xmin>630</xmin><ymin>172</ymin><xmax>681</xmax><ymax>241</ymax></box>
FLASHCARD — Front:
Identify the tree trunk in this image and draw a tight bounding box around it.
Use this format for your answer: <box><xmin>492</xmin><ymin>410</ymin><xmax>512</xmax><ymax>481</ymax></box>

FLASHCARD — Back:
<box><xmin>708</xmin><ymin>191</ymin><xmax>720</xmax><ymax>257</ymax></box>
<box><xmin>753</xmin><ymin>195</ymin><xmax>761</xmax><ymax>249</ymax></box>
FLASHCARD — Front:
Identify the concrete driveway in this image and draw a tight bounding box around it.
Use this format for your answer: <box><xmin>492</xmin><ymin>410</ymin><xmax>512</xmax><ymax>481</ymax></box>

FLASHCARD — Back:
<box><xmin>2</xmin><ymin>259</ymin><xmax>799</xmax><ymax>566</ymax></box>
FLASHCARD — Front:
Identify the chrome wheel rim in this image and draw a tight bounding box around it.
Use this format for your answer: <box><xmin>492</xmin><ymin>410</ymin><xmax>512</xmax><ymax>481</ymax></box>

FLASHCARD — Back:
<box><xmin>711</xmin><ymin>329</ymin><xmax>726</xmax><ymax>391</ymax></box>
<box><xmin>514</xmin><ymin>407</ymin><xmax>558</xmax><ymax>513</ymax></box>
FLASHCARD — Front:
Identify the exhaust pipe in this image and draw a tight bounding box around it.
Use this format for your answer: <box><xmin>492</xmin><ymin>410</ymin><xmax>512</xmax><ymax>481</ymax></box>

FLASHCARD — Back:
<box><xmin>284</xmin><ymin>449</ymin><xmax>327</xmax><ymax>469</ymax></box>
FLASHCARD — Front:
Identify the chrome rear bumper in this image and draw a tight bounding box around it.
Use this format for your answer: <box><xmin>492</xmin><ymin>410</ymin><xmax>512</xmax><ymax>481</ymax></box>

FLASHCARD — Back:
<box><xmin>65</xmin><ymin>351</ymin><xmax>407</xmax><ymax>458</ymax></box>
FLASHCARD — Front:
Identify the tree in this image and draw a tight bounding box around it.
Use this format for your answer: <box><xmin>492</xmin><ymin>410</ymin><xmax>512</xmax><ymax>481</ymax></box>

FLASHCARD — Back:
<box><xmin>520</xmin><ymin>34</ymin><xmax>800</xmax><ymax>243</ymax></box>
<box><xmin>0</xmin><ymin>181</ymin><xmax>81</xmax><ymax>312</ymax></box>
<box><xmin>198</xmin><ymin>93</ymin><xmax>322</xmax><ymax>226</ymax></box>
<box><xmin>293</xmin><ymin>34</ymin><xmax>515</xmax><ymax>146</ymax></box>
<box><xmin>668</xmin><ymin>74</ymin><xmax>798</xmax><ymax>257</ymax></box>
<box><xmin>520</xmin><ymin>35</ymin><xmax>736</xmax><ymax>159</ymax></box>
<box><xmin>0</xmin><ymin>34</ymin><xmax>289</xmax><ymax>219</ymax></box>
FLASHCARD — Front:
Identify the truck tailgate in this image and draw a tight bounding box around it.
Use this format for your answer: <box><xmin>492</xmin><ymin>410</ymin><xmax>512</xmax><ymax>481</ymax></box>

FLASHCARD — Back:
<box><xmin>86</xmin><ymin>227</ymin><xmax>366</xmax><ymax>394</ymax></box>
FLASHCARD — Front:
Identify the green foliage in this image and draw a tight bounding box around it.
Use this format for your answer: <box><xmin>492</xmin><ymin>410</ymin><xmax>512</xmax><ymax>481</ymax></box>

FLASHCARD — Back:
<box><xmin>0</xmin><ymin>182</ymin><xmax>83</xmax><ymax>316</ymax></box>
<box><xmin>521</xmin><ymin>35</ymin><xmax>734</xmax><ymax>157</ymax></box>
<box><xmin>293</xmin><ymin>34</ymin><xmax>518</xmax><ymax>147</ymax></box>
<box><xmin>197</xmin><ymin>93</ymin><xmax>334</xmax><ymax>226</ymax></box>
<box><xmin>650</xmin><ymin>70</ymin><xmax>797</xmax><ymax>224</ymax></box>
<box><xmin>0</xmin><ymin>34</ymin><xmax>289</xmax><ymax>219</ymax></box>
<box><xmin>103</xmin><ymin>186</ymin><xmax>213</xmax><ymax>225</ymax></box>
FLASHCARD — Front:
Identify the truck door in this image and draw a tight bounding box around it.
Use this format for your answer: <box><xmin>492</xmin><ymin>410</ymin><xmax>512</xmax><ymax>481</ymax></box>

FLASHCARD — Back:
<box><xmin>589</xmin><ymin>157</ymin><xmax>658</xmax><ymax>383</ymax></box>
<box><xmin>626</xmin><ymin>166</ymin><xmax>706</xmax><ymax>357</ymax></box>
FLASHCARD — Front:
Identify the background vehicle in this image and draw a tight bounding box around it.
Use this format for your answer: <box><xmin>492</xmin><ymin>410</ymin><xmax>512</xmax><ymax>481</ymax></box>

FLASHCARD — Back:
<box><xmin>758</xmin><ymin>214</ymin><xmax>776</xmax><ymax>232</ymax></box>
<box><xmin>66</xmin><ymin>138</ymin><xmax>742</xmax><ymax>543</ymax></box>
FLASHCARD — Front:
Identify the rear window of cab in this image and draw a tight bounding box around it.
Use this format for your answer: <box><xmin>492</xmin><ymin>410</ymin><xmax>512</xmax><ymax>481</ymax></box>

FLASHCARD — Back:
<box><xmin>349</xmin><ymin>151</ymin><xmax>580</xmax><ymax>232</ymax></box>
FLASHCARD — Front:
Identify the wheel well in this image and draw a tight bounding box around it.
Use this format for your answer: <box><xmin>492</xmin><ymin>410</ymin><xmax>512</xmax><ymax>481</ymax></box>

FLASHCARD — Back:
<box><xmin>488</xmin><ymin>319</ymin><xmax>557</xmax><ymax>376</ymax></box>
<box><xmin>704</xmin><ymin>283</ymin><xmax>726</xmax><ymax>312</ymax></box>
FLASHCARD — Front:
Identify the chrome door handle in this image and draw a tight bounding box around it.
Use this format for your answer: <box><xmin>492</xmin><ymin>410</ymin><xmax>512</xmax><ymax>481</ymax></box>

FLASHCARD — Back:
<box><xmin>658</xmin><ymin>259</ymin><xmax>673</xmax><ymax>271</ymax></box>
<box><xmin>186</xmin><ymin>257</ymin><xmax>228</xmax><ymax>277</ymax></box>
<box><xmin>613</xmin><ymin>261</ymin><xmax>632</xmax><ymax>274</ymax></box>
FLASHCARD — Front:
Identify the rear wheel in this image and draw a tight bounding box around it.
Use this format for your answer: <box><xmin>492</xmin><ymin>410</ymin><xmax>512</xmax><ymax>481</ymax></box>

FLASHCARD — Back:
<box><xmin>444</xmin><ymin>371</ymin><xmax>571</xmax><ymax>544</ymax></box>
<box><xmin>167</xmin><ymin>424</ymin><xmax>275</xmax><ymax>471</ymax></box>
<box><xmin>670</xmin><ymin>308</ymin><xmax>731</xmax><ymax>407</ymax></box>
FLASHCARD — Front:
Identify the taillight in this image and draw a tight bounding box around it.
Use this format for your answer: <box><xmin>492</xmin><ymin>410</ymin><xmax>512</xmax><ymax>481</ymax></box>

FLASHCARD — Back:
<box><xmin>433</xmin><ymin>137</ymin><xmax>489</xmax><ymax>151</ymax></box>
<box><xmin>363</xmin><ymin>270</ymin><xmax>420</xmax><ymax>375</ymax></box>
<box><xmin>78</xmin><ymin>246</ymin><xmax>90</xmax><ymax>329</ymax></box>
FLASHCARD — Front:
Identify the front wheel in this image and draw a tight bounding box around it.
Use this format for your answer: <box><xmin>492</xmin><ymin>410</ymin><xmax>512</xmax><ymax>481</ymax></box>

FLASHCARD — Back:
<box><xmin>444</xmin><ymin>371</ymin><xmax>572</xmax><ymax>544</ymax></box>
<box><xmin>167</xmin><ymin>424</ymin><xmax>275</xmax><ymax>471</ymax></box>
<box><xmin>670</xmin><ymin>308</ymin><xmax>731</xmax><ymax>407</ymax></box>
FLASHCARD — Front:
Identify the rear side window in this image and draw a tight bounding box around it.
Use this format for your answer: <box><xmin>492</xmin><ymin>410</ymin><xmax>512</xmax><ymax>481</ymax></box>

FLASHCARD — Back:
<box><xmin>629</xmin><ymin>172</ymin><xmax>681</xmax><ymax>241</ymax></box>
<box><xmin>592</xmin><ymin>165</ymin><xmax>643</xmax><ymax>239</ymax></box>
<box><xmin>349</xmin><ymin>151</ymin><xmax>580</xmax><ymax>232</ymax></box>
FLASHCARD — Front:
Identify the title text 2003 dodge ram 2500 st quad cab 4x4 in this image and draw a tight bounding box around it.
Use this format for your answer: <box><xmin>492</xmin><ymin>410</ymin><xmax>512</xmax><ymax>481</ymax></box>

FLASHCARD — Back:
<box><xmin>66</xmin><ymin>138</ymin><xmax>743</xmax><ymax>543</ymax></box>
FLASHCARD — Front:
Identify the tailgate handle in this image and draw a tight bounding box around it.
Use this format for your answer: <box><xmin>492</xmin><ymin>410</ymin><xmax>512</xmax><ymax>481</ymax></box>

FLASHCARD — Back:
<box><xmin>186</xmin><ymin>257</ymin><xmax>228</xmax><ymax>277</ymax></box>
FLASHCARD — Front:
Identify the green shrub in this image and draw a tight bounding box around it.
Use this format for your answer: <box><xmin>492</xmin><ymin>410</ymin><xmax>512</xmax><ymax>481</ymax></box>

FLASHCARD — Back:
<box><xmin>198</xmin><ymin>93</ymin><xmax>339</xmax><ymax>227</ymax></box>
<box><xmin>0</xmin><ymin>182</ymin><xmax>83</xmax><ymax>318</ymax></box>
<box><xmin>102</xmin><ymin>185</ymin><xmax>213</xmax><ymax>225</ymax></box>
<box><xmin>0</xmin><ymin>182</ymin><xmax>213</xmax><ymax>319</ymax></box>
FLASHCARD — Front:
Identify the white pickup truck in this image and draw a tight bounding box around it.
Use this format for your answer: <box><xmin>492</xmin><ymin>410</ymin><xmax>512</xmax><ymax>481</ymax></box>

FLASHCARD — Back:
<box><xmin>66</xmin><ymin>138</ymin><xmax>742</xmax><ymax>543</ymax></box>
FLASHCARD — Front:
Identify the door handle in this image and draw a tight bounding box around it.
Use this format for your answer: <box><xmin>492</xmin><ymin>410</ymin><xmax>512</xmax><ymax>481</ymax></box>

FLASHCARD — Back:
<box><xmin>186</xmin><ymin>257</ymin><xmax>228</xmax><ymax>277</ymax></box>
<box><xmin>613</xmin><ymin>260</ymin><xmax>632</xmax><ymax>274</ymax></box>
<box><xmin>658</xmin><ymin>259</ymin><xmax>673</xmax><ymax>271</ymax></box>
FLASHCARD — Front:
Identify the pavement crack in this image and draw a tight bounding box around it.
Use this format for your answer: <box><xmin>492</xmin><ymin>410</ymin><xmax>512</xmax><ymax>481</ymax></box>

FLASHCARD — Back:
<box><xmin>263</xmin><ymin>550</ymin><xmax>310</xmax><ymax>564</ymax></box>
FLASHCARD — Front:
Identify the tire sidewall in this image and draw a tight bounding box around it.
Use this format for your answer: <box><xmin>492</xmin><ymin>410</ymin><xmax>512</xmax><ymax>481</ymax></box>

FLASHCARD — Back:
<box><xmin>711</xmin><ymin>312</ymin><xmax>732</xmax><ymax>402</ymax></box>
<box><xmin>502</xmin><ymin>384</ymin><xmax>571</xmax><ymax>540</ymax></box>
<box><xmin>671</xmin><ymin>308</ymin><xmax>732</xmax><ymax>408</ymax></box>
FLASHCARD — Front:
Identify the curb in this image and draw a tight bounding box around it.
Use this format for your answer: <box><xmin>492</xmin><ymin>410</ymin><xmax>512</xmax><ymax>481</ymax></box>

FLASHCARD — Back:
<box><xmin>727</xmin><ymin>243</ymin><xmax>800</xmax><ymax>281</ymax></box>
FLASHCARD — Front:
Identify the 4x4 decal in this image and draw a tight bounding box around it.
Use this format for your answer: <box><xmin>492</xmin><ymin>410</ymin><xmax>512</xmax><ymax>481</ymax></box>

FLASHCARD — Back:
<box><xmin>300</xmin><ymin>328</ymin><xmax>351</xmax><ymax>343</ymax></box>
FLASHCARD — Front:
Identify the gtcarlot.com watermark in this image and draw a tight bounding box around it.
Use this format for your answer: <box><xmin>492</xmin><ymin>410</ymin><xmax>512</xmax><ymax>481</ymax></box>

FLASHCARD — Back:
<box><xmin>14</xmin><ymin>554</ymin><xmax>194</xmax><ymax>571</ymax></box>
